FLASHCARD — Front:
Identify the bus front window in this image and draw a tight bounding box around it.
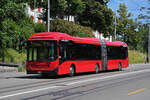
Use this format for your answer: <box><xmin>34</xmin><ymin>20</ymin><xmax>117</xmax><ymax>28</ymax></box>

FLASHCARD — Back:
<box><xmin>27</xmin><ymin>41</ymin><xmax>57</xmax><ymax>61</ymax></box>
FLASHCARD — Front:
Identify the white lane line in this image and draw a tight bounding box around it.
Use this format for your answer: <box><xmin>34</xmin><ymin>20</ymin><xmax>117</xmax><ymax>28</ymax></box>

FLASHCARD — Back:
<box><xmin>66</xmin><ymin>69</ymin><xmax>150</xmax><ymax>85</ymax></box>
<box><xmin>1</xmin><ymin>69</ymin><xmax>150</xmax><ymax>99</ymax></box>
<box><xmin>0</xmin><ymin>86</ymin><xmax>60</xmax><ymax>99</ymax></box>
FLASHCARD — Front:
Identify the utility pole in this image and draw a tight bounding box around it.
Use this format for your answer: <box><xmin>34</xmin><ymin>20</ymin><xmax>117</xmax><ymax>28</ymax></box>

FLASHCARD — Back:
<box><xmin>114</xmin><ymin>12</ymin><xmax>117</xmax><ymax>41</ymax></box>
<box><xmin>34</xmin><ymin>0</ymin><xmax>36</xmax><ymax>22</ymax></box>
<box><xmin>148</xmin><ymin>24</ymin><xmax>150</xmax><ymax>61</ymax></box>
<box><xmin>47</xmin><ymin>0</ymin><xmax>50</xmax><ymax>32</ymax></box>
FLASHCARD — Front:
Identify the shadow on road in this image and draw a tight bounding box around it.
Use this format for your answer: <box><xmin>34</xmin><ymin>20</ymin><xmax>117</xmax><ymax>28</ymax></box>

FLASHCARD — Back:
<box><xmin>13</xmin><ymin>69</ymin><xmax>120</xmax><ymax>80</ymax></box>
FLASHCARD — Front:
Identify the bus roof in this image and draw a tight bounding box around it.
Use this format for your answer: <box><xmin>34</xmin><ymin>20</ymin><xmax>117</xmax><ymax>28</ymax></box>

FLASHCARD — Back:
<box><xmin>105</xmin><ymin>41</ymin><xmax>127</xmax><ymax>47</ymax></box>
<box><xmin>28</xmin><ymin>32</ymin><xmax>127</xmax><ymax>46</ymax></box>
<box><xmin>29</xmin><ymin>32</ymin><xmax>71</xmax><ymax>40</ymax></box>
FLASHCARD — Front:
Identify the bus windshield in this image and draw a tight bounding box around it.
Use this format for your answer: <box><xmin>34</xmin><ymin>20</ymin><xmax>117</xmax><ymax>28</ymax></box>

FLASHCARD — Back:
<box><xmin>27</xmin><ymin>40</ymin><xmax>57</xmax><ymax>61</ymax></box>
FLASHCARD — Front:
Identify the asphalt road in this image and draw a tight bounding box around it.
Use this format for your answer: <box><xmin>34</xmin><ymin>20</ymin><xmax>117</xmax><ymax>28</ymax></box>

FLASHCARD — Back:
<box><xmin>0</xmin><ymin>64</ymin><xmax>150</xmax><ymax>100</ymax></box>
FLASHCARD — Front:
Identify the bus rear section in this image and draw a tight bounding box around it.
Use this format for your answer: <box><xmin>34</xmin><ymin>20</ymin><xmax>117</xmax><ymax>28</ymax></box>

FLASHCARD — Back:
<box><xmin>106</xmin><ymin>42</ymin><xmax>129</xmax><ymax>70</ymax></box>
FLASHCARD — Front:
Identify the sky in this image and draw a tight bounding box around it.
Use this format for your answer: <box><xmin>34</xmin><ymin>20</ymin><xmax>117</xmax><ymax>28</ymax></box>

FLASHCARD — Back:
<box><xmin>107</xmin><ymin>0</ymin><xmax>149</xmax><ymax>22</ymax></box>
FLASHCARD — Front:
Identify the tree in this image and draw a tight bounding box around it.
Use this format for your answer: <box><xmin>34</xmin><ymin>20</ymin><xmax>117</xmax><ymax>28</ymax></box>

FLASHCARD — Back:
<box><xmin>138</xmin><ymin>1</ymin><xmax>150</xmax><ymax>23</ymax></box>
<box><xmin>77</xmin><ymin>0</ymin><xmax>113</xmax><ymax>37</ymax></box>
<box><xmin>0</xmin><ymin>0</ymin><xmax>26</xmax><ymax>22</ymax></box>
<box><xmin>50</xmin><ymin>19</ymin><xmax>94</xmax><ymax>37</ymax></box>
<box><xmin>0</xmin><ymin>0</ymin><xmax>34</xmax><ymax>62</ymax></box>
<box><xmin>65</xmin><ymin>0</ymin><xmax>85</xmax><ymax>20</ymax></box>
<box><xmin>137</xmin><ymin>24</ymin><xmax>148</xmax><ymax>52</ymax></box>
<box><xmin>34</xmin><ymin>23</ymin><xmax>47</xmax><ymax>33</ymax></box>
<box><xmin>117</xmin><ymin>3</ymin><xmax>137</xmax><ymax>47</ymax></box>
<box><xmin>95</xmin><ymin>0</ymin><xmax>110</xmax><ymax>5</ymax></box>
<box><xmin>20</xmin><ymin>0</ymin><xmax>113</xmax><ymax>37</ymax></box>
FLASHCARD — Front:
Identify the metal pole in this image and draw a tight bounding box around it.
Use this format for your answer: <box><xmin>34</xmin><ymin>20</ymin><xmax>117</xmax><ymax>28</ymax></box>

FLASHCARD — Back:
<box><xmin>34</xmin><ymin>0</ymin><xmax>36</xmax><ymax>22</ymax></box>
<box><xmin>47</xmin><ymin>0</ymin><xmax>50</xmax><ymax>32</ymax></box>
<box><xmin>114</xmin><ymin>12</ymin><xmax>117</xmax><ymax>41</ymax></box>
<box><xmin>148</xmin><ymin>24</ymin><xmax>150</xmax><ymax>60</ymax></box>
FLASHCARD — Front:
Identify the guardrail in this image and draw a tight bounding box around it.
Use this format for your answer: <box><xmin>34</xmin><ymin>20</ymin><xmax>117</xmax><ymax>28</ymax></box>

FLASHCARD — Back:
<box><xmin>0</xmin><ymin>62</ymin><xmax>23</xmax><ymax>67</ymax></box>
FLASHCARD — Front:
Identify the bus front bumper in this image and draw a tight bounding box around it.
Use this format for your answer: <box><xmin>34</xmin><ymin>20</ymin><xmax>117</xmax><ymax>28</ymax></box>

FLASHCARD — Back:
<box><xmin>26</xmin><ymin>68</ymin><xmax>58</xmax><ymax>76</ymax></box>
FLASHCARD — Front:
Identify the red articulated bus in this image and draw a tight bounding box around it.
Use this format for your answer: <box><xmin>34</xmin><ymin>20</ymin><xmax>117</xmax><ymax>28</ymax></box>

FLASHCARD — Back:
<box><xmin>25</xmin><ymin>32</ymin><xmax>128</xmax><ymax>76</ymax></box>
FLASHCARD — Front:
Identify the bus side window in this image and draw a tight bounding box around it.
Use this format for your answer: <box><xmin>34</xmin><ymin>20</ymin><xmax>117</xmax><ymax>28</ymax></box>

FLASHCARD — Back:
<box><xmin>121</xmin><ymin>47</ymin><xmax>128</xmax><ymax>59</ymax></box>
<box><xmin>59</xmin><ymin>46</ymin><xmax>64</xmax><ymax>58</ymax></box>
<box><xmin>59</xmin><ymin>44</ymin><xmax>67</xmax><ymax>62</ymax></box>
<box><xmin>28</xmin><ymin>48</ymin><xmax>32</xmax><ymax>61</ymax></box>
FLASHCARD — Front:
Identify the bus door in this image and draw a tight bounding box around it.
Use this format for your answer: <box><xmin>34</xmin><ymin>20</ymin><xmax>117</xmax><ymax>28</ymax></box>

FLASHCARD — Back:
<box><xmin>59</xmin><ymin>40</ymin><xmax>74</xmax><ymax>74</ymax></box>
<box><xmin>59</xmin><ymin>40</ymin><xmax>74</xmax><ymax>64</ymax></box>
<box><xmin>100</xmin><ymin>40</ymin><xmax>107</xmax><ymax>71</ymax></box>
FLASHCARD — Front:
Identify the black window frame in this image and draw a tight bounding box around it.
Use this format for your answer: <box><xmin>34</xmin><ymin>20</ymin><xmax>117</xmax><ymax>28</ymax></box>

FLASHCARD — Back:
<box><xmin>107</xmin><ymin>46</ymin><xmax>128</xmax><ymax>60</ymax></box>
<box><xmin>59</xmin><ymin>43</ymin><xmax>101</xmax><ymax>61</ymax></box>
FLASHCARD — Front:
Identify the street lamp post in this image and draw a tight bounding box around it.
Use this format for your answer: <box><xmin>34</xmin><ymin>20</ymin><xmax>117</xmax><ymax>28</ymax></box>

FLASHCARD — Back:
<box><xmin>47</xmin><ymin>0</ymin><xmax>50</xmax><ymax>32</ymax></box>
<box><xmin>148</xmin><ymin>24</ymin><xmax>150</xmax><ymax>62</ymax></box>
<box><xmin>114</xmin><ymin>12</ymin><xmax>117</xmax><ymax>41</ymax></box>
<box><xmin>34</xmin><ymin>0</ymin><xmax>36</xmax><ymax>22</ymax></box>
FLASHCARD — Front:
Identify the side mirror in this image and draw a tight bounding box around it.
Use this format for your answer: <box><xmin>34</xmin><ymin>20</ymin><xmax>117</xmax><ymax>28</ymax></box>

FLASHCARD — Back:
<box><xmin>19</xmin><ymin>40</ymin><xmax>28</xmax><ymax>52</ymax></box>
<box><xmin>20</xmin><ymin>40</ymin><xmax>28</xmax><ymax>46</ymax></box>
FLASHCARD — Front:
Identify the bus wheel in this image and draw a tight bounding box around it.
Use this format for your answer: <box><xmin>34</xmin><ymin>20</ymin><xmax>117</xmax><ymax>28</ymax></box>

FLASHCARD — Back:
<box><xmin>95</xmin><ymin>64</ymin><xmax>100</xmax><ymax>74</ymax></box>
<box><xmin>69</xmin><ymin>65</ymin><xmax>75</xmax><ymax>77</ymax></box>
<box><xmin>118</xmin><ymin>63</ymin><xmax>122</xmax><ymax>71</ymax></box>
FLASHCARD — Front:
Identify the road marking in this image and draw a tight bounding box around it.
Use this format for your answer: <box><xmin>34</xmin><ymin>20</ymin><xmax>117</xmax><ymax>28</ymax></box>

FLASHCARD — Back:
<box><xmin>128</xmin><ymin>88</ymin><xmax>146</xmax><ymax>95</ymax></box>
<box><xmin>0</xmin><ymin>69</ymin><xmax>150</xmax><ymax>99</ymax></box>
<box><xmin>0</xmin><ymin>86</ymin><xmax>60</xmax><ymax>99</ymax></box>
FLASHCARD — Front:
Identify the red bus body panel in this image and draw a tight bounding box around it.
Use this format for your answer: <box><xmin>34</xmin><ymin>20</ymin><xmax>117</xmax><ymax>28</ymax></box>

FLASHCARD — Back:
<box><xmin>58</xmin><ymin>60</ymin><xmax>102</xmax><ymax>75</ymax></box>
<box><xmin>26</xmin><ymin>58</ymin><xmax>59</xmax><ymax>71</ymax></box>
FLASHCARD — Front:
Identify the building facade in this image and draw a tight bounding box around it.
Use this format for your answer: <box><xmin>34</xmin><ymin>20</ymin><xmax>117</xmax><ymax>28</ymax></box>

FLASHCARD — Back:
<box><xmin>27</xmin><ymin>5</ymin><xmax>44</xmax><ymax>23</ymax></box>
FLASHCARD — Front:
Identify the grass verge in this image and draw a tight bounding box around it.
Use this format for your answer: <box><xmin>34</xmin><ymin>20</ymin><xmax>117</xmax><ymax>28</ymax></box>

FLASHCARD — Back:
<box><xmin>129</xmin><ymin>50</ymin><xmax>147</xmax><ymax>64</ymax></box>
<box><xmin>18</xmin><ymin>65</ymin><xmax>26</xmax><ymax>72</ymax></box>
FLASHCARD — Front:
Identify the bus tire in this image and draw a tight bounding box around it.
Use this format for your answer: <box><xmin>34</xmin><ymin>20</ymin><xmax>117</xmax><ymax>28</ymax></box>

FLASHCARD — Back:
<box><xmin>118</xmin><ymin>63</ymin><xmax>122</xmax><ymax>71</ymax></box>
<box><xmin>95</xmin><ymin>64</ymin><xmax>100</xmax><ymax>74</ymax></box>
<box><xmin>69</xmin><ymin>65</ymin><xmax>75</xmax><ymax>77</ymax></box>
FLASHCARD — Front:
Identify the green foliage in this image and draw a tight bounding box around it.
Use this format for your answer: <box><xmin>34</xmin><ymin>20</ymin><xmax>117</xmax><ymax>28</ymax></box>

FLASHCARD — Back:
<box><xmin>0</xmin><ymin>0</ymin><xmax>34</xmax><ymax>62</ymax></box>
<box><xmin>19</xmin><ymin>17</ymin><xmax>35</xmax><ymax>40</ymax></box>
<box><xmin>0</xmin><ymin>18</ymin><xmax>34</xmax><ymax>49</ymax></box>
<box><xmin>136</xmin><ymin>24</ymin><xmax>148</xmax><ymax>52</ymax></box>
<box><xmin>20</xmin><ymin>0</ymin><xmax>113</xmax><ymax>37</ymax></box>
<box><xmin>78</xmin><ymin>0</ymin><xmax>113</xmax><ymax>37</ymax></box>
<box><xmin>50</xmin><ymin>19</ymin><xmax>94</xmax><ymax>37</ymax></box>
<box><xmin>65</xmin><ymin>0</ymin><xmax>85</xmax><ymax>16</ymax></box>
<box><xmin>116</xmin><ymin>3</ymin><xmax>137</xmax><ymax>47</ymax></box>
<box><xmin>51</xmin><ymin>0</ymin><xmax>67</xmax><ymax>18</ymax></box>
<box><xmin>34</xmin><ymin>22</ymin><xmax>47</xmax><ymax>33</ymax></box>
<box><xmin>138</xmin><ymin>1</ymin><xmax>150</xmax><ymax>22</ymax></box>
<box><xmin>117</xmin><ymin>3</ymin><xmax>149</xmax><ymax>54</ymax></box>
<box><xmin>18</xmin><ymin>65</ymin><xmax>26</xmax><ymax>72</ymax></box>
<box><xmin>129</xmin><ymin>50</ymin><xmax>146</xmax><ymax>64</ymax></box>
<box><xmin>4</xmin><ymin>48</ymin><xmax>26</xmax><ymax>63</ymax></box>
<box><xmin>0</xmin><ymin>0</ymin><xmax>26</xmax><ymax>22</ymax></box>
